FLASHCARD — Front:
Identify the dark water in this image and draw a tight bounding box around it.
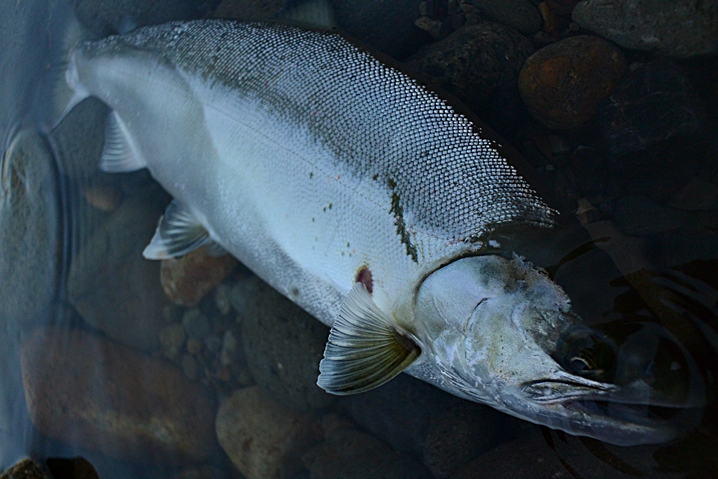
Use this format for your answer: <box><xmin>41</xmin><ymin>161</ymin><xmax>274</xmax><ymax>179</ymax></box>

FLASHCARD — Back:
<box><xmin>1</xmin><ymin>0</ymin><xmax>717</xmax><ymax>478</ymax></box>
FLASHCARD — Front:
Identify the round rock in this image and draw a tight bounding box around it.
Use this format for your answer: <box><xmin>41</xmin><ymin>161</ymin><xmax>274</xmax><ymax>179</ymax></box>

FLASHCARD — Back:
<box><xmin>573</xmin><ymin>0</ymin><xmax>718</xmax><ymax>58</ymax></box>
<box><xmin>237</xmin><ymin>276</ymin><xmax>336</xmax><ymax>411</ymax></box>
<box><xmin>468</xmin><ymin>0</ymin><xmax>542</xmax><ymax>35</ymax></box>
<box><xmin>405</xmin><ymin>22</ymin><xmax>534</xmax><ymax>134</ymax></box>
<box><xmin>519</xmin><ymin>35</ymin><xmax>626</xmax><ymax>130</ymax></box>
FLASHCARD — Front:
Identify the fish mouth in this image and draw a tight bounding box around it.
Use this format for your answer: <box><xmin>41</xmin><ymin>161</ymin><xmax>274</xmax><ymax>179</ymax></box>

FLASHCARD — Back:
<box><xmin>519</xmin><ymin>377</ymin><xmax>701</xmax><ymax>445</ymax></box>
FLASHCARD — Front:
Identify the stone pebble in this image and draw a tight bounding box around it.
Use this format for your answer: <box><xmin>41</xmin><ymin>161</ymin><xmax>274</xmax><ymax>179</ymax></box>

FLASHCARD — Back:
<box><xmin>235</xmin><ymin>276</ymin><xmax>336</xmax><ymax>411</ymax></box>
<box><xmin>303</xmin><ymin>414</ymin><xmax>434</xmax><ymax>479</ymax></box>
<box><xmin>405</xmin><ymin>22</ymin><xmax>535</xmax><ymax>134</ymax></box>
<box><xmin>215</xmin><ymin>386</ymin><xmax>321</xmax><ymax>479</ymax></box>
<box><xmin>598</xmin><ymin>59</ymin><xmax>704</xmax><ymax>158</ymax></box>
<box><xmin>67</xmin><ymin>183</ymin><xmax>172</xmax><ymax>352</ymax></box>
<box><xmin>468</xmin><ymin>0</ymin><xmax>542</xmax><ymax>34</ymax></box>
<box><xmin>20</xmin><ymin>327</ymin><xmax>217</xmax><ymax>463</ymax></box>
<box><xmin>518</xmin><ymin>35</ymin><xmax>626</xmax><ymax>130</ymax></box>
<box><xmin>572</xmin><ymin>0</ymin><xmax>718</xmax><ymax>58</ymax></box>
<box><xmin>0</xmin><ymin>458</ymin><xmax>51</xmax><ymax>479</ymax></box>
<box><xmin>160</xmin><ymin>246</ymin><xmax>239</xmax><ymax>308</ymax></box>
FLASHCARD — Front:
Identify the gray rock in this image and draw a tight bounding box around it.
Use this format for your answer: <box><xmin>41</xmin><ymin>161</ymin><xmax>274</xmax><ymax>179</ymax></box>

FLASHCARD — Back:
<box><xmin>405</xmin><ymin>22</ymin><xmax>534</xmax><ymax>134</ymax></box>
<box><xmin>0</xmin><ymin>458</ymin><xmax>51</xmax><ymax>479</ymax></box>
<box><xmin>68</xmin><ymin>0</ymin><xmax>206</xmax><ymax>37</ymax></box>
<box><xmin>159</xmin><ymin>323</ymin><xmax>187</xmax><ymax>360</ymax></box>
<box><xmin>469</xmin><ymin>0</ymin><xmax>542</xmax><ymax>34</ymax></box>
<box><xmin>212</xmin><ymin>0</ymin><xmax>286</xmax><ymax>21</ymax></box>
<box><xmin>214</xmin><ymin>283</ymin><xmax>232</xmax><ymax>315</ymax></box>
<box><xmin>340</xmin><ymin>370</ymin><xmax>456</xmax><ymax>456</ymax></box>
<box><xmin>181</xmin><ymin>353</ymin><xmax>200</xmax><ymax>381</ymax></box>
<box><xmin>67</xmin><ymin>183</ymin><xmax>171</xmax><ymax>352</ymax></box>
<box><xmin>573</xmin><ymin>0</ymin><xmax>718</xmax><ymax>58</ymax></box>
<box><xmin>215</xmin><ymin>386</ymin><xmax>321</xmax><ymax>479</ymax></box>
<box><xmin>238</xmin><ymin>276</ymin><xmax>336</xmax><ymax>411</ymax></box>
<box><xmin>0</xmin><ymin>129</ymin><xmax>62</xmax><ymax>329</ymax></box>
<box><xmin>303</xmin><ymin>415</ymin><xmax>433</xmax><ymax>479</ymax></box>
<box><xmin>182</xmin><ymin>309</ymin><xmax>212</xmax><ymax>340</ymax></box>
<box><xmin>423</xmin><ymin>401</ymin><xmax>518</xmax><ymax>478</ymax></box>
<box><xmin>220</xmin><ymin>330</ymin><xmax>238</xmax><ymax>366</ymax></box>
<box><xmin>332</xmin><ymin>0</ymin><xmax>430</xmax><ymax>60</ymax></box>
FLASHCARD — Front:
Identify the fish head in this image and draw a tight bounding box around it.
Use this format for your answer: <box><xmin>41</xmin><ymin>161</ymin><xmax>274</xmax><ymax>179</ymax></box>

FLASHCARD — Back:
<box><xmin>414</xmin><ymin>254</ymin><xmax>696</xmax><ymax>445</ymax></box>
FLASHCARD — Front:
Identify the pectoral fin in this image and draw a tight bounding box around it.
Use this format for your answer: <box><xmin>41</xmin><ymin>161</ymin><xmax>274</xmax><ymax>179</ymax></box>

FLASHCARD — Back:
<box><xmin>317</xmin><ymin>282</ymin><xmax>421</xmax><ymax>395</ymax></box>
<box><xmin>143</xmin><ymin>200</ymin><xmax>217</xmax><ymax>259</ymax></box>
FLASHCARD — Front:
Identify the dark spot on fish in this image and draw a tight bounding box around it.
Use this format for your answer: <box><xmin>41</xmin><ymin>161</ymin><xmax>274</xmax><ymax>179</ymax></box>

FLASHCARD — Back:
<box><xmin>355</xmin><ymin>266</ymin><xmax>373</xmax><ymax>294</ymax></box>
<box><xmin>390</xmin><ymin>190</ymin><xmax>418</xmax><ymax>263</ymax></box>
<box><xmin>311</xmin><ymin>217</ymin><xmax>315</xmax><ymax>222</ymax></box>
<box><xmin>387</xmin><ymin>177</ymin><xmax>397</xmax><ymax>189</ymax></box>
<box><xmin>346</xmin><ymin>242</ymin><xmax>350</xmax><ymax>247</ymax></box>
<box><xmin>328</xmin><ymin>203</ymin><xmax>332</xmax><ymax>209</ymax></box>
<box><xmin>309</xmin><ymin>172</ymin><xmax>313</xmax><ymax>179</ymax></box>
<box><xmin>291</xmin><ymin>286</ymin><xmax>300</xmax><ymax>296</ymax></box>
<box><xmin>372</xmin><ymin>173</ymin><xmax>379</xmax><ymax>181</ymax></box>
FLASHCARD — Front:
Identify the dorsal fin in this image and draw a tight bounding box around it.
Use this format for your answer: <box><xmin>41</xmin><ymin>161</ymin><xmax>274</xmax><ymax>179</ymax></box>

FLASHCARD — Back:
<box><xmin>317</xmin><ymin>282</ymin><xmax>421</xmax><ymax>394</ymax></box>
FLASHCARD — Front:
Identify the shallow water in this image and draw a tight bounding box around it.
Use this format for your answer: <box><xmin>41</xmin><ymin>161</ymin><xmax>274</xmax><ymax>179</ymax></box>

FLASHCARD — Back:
<box><xmin>1</xmin><ymin>1</ymin><xmax>717</xmax><ymax>478</ymax></box>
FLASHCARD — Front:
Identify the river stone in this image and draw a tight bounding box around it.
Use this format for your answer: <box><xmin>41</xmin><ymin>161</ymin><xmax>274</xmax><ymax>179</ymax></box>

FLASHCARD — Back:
<box><xmin>0</xmin><ymin>129</ymin><xmax>62</xmax><ymax>330</ymax></box>
<box><xmin>160</xmin><ymin>247</ymin><xmax>238</xmax><ymax>308</ymax></box>
<box><xmin>20</xmin><ymin>327</ymin><xmax>217</xmax><ymax>463</ymax></box>
<box><xmin>67</xmin><ymin>183</ymin><xmax>171</xmax><ymax>352</ymax></box>
<box><xmin>519</xmin><ymin>35</ymin><xmax>626</xmax><ymax>130</ymax></box>
<box><xmin>573</xmin><ymin>0</ymin><xmax>718</xmax><ymax>58</ymax></box>
<box><xmin>468</xmin><ymin>0</ymin><xmax>542</xmax><ymax>34</ymax></box>
<box><xmin>332</xmin><ymin>0</ymin><xmax>430</xmax><ymax>60</ymax></box>
<box><xmin>0</xmin><ymin>458</ymin><xmax>50</xmax><ymax>479</ymax></box>
<box><xmin>598</xmin><ymin>59</ymin><xmax>704</xmax><ymax>158</ymax></box>
<box><xmin>405</xmin><ymin>22</ymin><xmax>534</xmax><ymax>134</ymax></box>
<box><xmin>303</xmin><ymin>414</ymin><xmax>433</xmax><ymax>479</ymax></box>
<box><xmin>215</xmin><ymin>386</ymin><xmax>321</xmax><ymax>479</ymax></box>
<box><xmin>212</xmin><ymin>0</ymin><xmax>286</xmax><ymax>21</ymax></box>
<box><xmin>237</xmin><ymin>276</ymin><xmax>336</xmax><ymax>411</ymax></box>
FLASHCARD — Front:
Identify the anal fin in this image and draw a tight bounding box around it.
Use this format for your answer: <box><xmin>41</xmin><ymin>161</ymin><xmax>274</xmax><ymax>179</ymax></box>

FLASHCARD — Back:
<box><xmin>143</xmin><ymin>200</ymin><xmax>218</xmax><ymax>259</ymax></box>
<box><xmin>100</xmin><ymin>111</ymin><xmax>146</xmax><ymax>173</ymax></box>
<box><xmin>317</xmin><ymin>283</ymin><xmax>421</xmax><ymax>395</ymax></box>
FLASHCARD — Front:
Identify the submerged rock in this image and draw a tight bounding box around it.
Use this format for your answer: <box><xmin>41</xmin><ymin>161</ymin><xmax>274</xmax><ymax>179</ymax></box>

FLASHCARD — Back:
<box><xmin>0</xmin><ymin>458</ymin><xmax>51</xmax><ymax>479</ymax></box>
<box><xmin>215</xmin><ymin>386</ymin><xmax>321</xmax><ymax>479</ymax></box>
<box><xmin>573</xmin><ymin>0</ymin><xmax>718</xmax><ymax>58</ymax></box>
<box><xmin>212</xmin><ymin>0</ymin><xmax>286</xmax><ymax>21</ymax></box>
<box><xmin>519</xmin><ymin>35</ymin><xmax>626</xmax><ymax>130</ymax></box>
<box><xmin>67</xmin><ymin>184</ymin><xmax>171</xmax><ymax>352</ymax></box>
<box><xmin>405</xmin><ymin>22</ymin><xmax>534</xmax><ymax>134</ymax></box>
<box><xmin>468</xmin><ymin>0</ymin><xmax>542</xmax><ymax>34</ymax></box>
<box><xmin>20</xmin><ymin>327</ymin><xmax>217</xmax><ymax>463</ymax></box>
<box><xmin>160</xmin><ymin>246</ymin><xmax>239</xmax><ymax>308</ymax></box>
<box><xmin>599</xmin><ymin>59</ymin><xmax>704</xmax><ymax>158</ymax></box>
<box><xmin>332</xmin><ymin>0</ymin><xmax>430</xmax><ymax>60</ymax></box>
<box><xmin>303</xmin><ymin>414</ymin><xmax>433</xmax><ymax>479</ymax></box>
<box><xmin>236</xmin><ymin>276</ymin><xmax>336</xmax><ymax>411</ymax></box>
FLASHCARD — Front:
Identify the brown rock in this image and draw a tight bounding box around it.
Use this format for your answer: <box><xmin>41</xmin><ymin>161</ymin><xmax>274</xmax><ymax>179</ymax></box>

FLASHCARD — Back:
<box><xmin>83</xmin><ymin>185</ymin><xmax>122</xmax><ymax>212</ymax></box>
<box><xmin>0</xmin><ymin>458</ymin><xmax>50</xmax><ymax>479</ymax></box>
<box><xmin>215</xmin><ymin>386</ymin><xmax>321</xmax><ymax>479</ymax></box>
<box><xmin>161</xmin><ymin>247</ymin><xmax>238</xmax><ymax>307</ymax></box>
<box><xmin>519</xmin><ymin>35</ymin><xmax>626</xmax><ymax>130</ymax></box>
<box><xmin>20</xmin><ymin>328</ymin><xmax>217</xmax><ymax>463</ymax></box>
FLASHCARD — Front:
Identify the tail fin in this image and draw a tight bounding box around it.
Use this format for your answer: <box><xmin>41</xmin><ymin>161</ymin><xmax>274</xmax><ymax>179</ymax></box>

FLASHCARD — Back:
<box><xmin>43</xmin><ymin>15</ymin><xmax>94</xmax><ymax>132</ymax></box>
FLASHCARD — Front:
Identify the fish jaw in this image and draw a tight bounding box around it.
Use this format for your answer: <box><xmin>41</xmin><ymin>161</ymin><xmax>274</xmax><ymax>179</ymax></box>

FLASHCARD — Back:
<box><xmin>413</xmin><ymin>254</ymin><xmax>682</xmax><ymax>445</ymax></box>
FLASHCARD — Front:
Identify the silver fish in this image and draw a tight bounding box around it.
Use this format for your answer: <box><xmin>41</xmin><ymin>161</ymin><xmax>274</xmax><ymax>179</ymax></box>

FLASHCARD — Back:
<box><xmin>57</xmin><ymin>19</ymin><xmax>677</xmax><ymax>445</ymax></box>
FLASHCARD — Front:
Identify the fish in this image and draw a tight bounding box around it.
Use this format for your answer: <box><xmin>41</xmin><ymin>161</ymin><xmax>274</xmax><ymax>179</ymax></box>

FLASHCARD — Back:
<box><xmin>54</xmin><ymin>18</ymin><xmax>680</xmax><ymax>445</ymax></box>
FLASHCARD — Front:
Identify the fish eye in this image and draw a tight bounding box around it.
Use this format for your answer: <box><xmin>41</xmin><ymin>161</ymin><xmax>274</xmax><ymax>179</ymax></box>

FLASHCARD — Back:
<box><xmin>555</xmin><ymin>325</ymin><xmax>617</xmax><ymax>382</ymax></box>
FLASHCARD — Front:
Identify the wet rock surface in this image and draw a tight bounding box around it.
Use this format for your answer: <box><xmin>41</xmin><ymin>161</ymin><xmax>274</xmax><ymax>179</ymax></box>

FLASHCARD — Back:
<box><xmin>468</xmin><ymin>0</ymin><xmax>542</xmax><ymax>35</ymax></box>
<box><xmin>20</xmin><ymin>327</ymin><xmax>217</xmax><ymax>463</ymax></box>
<box><xmin>332</xmin><ymin>0</ymin><xmax>429</xmax><ymax>60</ymax></box>
<box><xmin>67</xmin><ymin>184</ymin><xmax>171</xmax><ymax>352</ymax></box>
<box><xmin>405</xmin><ymin>22</ymin><xmax>534</xmax><ymax>134</ymax></box>
<box><xmin>236</xmin><ymin>276</ymin><xmax>336</xmax><ymax>411</ymax></box>
<box><xmin>215</xmin><ymin>386</ymin><xmax>321</xmax><ymax>479</ymax></box>
<box><xmin>599</xmin><ymin>59</ymin><xmax>704</xmax><ymax>158</ymax></box>
<box><xmin>573</xmin><ymin>0</ymin><xmax>718</xmax><ymax>58</ymax></box>
<box><xmin>519</xmin><ymin>35</ymin><xmax>626</xmax><ymax>130</ymax></box>
<box><xmin>161</xmin><ymin>247</ymin><xmax>239</xmax><ymax>308</ymax></box>
<box><xmin>0</xmin><ymin>458</ymin><xmax>50</xmax><ymax>479</ymax></box>
<box><xmin>303</xmin><ymin>414</ymin><xmax>434</xmax><ymax>479</ymax></box>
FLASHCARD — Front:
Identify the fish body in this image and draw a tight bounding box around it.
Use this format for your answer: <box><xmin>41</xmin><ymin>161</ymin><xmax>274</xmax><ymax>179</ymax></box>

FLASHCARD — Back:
<box><xmin>59</xmin><ymin>19</ymin><xmax>678</xmax><ymax>445</ymax></box>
